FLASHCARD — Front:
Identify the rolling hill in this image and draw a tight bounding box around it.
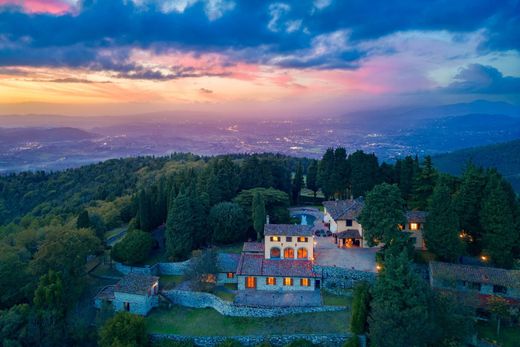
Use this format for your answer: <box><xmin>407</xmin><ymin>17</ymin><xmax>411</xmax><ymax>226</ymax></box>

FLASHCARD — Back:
<box><xmin>432</xmin><ymin>139</ymin><xmax>520</xmax><ymax>192</ymax></box>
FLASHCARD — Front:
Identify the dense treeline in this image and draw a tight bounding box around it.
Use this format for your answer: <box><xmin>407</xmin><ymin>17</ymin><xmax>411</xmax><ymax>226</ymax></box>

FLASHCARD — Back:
<box><xmin>0</xmin><ymin>147</ymin><xmax>519</xmax><ymax>346</ymax></box>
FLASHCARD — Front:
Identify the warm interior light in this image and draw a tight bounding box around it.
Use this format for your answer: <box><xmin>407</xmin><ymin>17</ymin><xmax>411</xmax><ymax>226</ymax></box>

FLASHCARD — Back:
<box><xmin>410</xmin><ymin>223</ymin><xmax>418</xmax><ymax>231</ymax></box>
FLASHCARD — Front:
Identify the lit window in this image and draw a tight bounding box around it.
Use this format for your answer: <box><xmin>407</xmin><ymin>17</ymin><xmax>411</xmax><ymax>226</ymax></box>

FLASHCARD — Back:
<box><xmin>270</xmin><ymin>247</ymin><xmax>281</xmax><ymax>259</ymax></box>
<box><xmin>266</xmin><ymin>277</ymin><xmax>276</xmax><ymax>285</ymax></box>
<box><xmin>398</xmin><ymin>224</ymin><xmax>404</xmax><ymax>230</ymax></box>
<box><xmin>246</xmin><ymin>277</ymin><xmax>256</xmax><ymax>288</ymax></box>
<box><xmin>300</xmin><ymin>278</ymin><xmax>310</xmax><ymax>287</ymax></box>
<box><xmin>410</xmin><ymin>223</ymin><xmax>418</xmax><ymax>231</ymax></box>
<box><xmin>284</xmin><ymin>248</ymin><xmax>295</xmax><ymax>259</ymax></box>
<box><xmin>227</xmin><ymin>272</ymin><xmax>235</xmax><ymax>279</ymax></box>
<box><xmin>297</xmin><ymin>237</ymin><xmax>308</xmax><ymax>242</ymax></box>
<box><xmin>283</xmin><ymin>277</ymin><xmax>293</xmax><ymax>286</ymax></box>
<box><xmin>297</xmin><ymin>248</ymin><xmax>308</xmax><ymax>259</ymax></box>
<box><xmin>270</xmin><ymin>236</ymin><xmax>280</xmax><ymax>242</ymax></box>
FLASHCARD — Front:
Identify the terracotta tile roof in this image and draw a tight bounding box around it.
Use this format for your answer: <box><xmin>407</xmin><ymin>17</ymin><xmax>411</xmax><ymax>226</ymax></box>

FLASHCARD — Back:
<box><xmin>217</xmin><ymin>253</ymin><xmax>240</xmax><ymax>273</ymax></box>
<box><xmin>115</xmin><ymin>274</ymin><xmax>159</xmax><ymax>295</ymax></box>
<box><xmin>95</xmin><ymin>285</ymin><xmax>115</xmax><ymax>301</ymax></box>
<box><xmin>430</xmin><ymin>261</ymin><xmax>520</xmax><ymax>289</ymax></box>
<box><xmin>323</xmin><ymin>197</ymin><xmax>364</xmax><ymax>221</ymax></box>
<box><xmin>406</xmin><ymin>210</ymin><xmax>428</xmax><ymax>223</ymax></box>
<box><xmin>236</xmin><ymin>253</ymin><xmax>320</xmax><ymax>278</ymax></box>
<box><xmin>242</xmin><ymin>242</ymin><xmax>265</xmax><ymax>253</ymax></box>
<box><xmin>264</xmin><ymin>224</ymin><xmax>313</xmax><ymax>237</ymax></box>
<box><xmin>336</xmin><ymin>229</ymin><xmax>362</xmax><ymax>239</ymax></box>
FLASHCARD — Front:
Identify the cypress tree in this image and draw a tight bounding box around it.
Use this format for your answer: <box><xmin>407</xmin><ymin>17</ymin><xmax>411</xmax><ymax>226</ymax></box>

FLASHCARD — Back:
<box><xmin>165</xmin><ymin>192</ymin><xmax>194</xmax><ymax>260</ymax></box>
<box><xmin>291</xmin><ymin>162</ymin><xmax>304</xmax><ymax>205</ymax></box>
<box><xmin>350</xmin><ymin>281</ymin><xmax>371</xmax><ymax>334</ymax></box>
<box><xmin>411</xmin><ymin>156</ymin><xmax>437</xmax><ymax>209</ymax></box>
<box><xmin>424</xmin><ymin>179</ymin><xmax>464</xmax><ymax>261</ymax></box>
<box><xmin>454</xmin><ymin>164</ymin><xmax>486</xmax><ymax>254</ymax></box>
<box><xmin>252</xmin><ymin>192</ymin><xmax>266</xmax><ymax>241</ymax></box>
<box><xmin>358</xmin><ymin>183</ymin><xmax>407</xmax><ymax>248</ymax></box>
<box><xmin>318</xmin><ymin>148</ymin><xmax>335</xmax><ymax>200</ymax></box>
<box><xmin>76</xmin><ymin>210</ymin><xmax>90</xmax><ymax>229</ymax></box>
<box><xmin>480</xmin><ymin>172</ymin><xmax>517</xmax><ymax>268</ymax></box>
<box><xmin>137</xmin><ymin>189</ymin><xmax>151</xmax><ymax>232</ymax></box>
<box><xmin>369</xmin><ymin>252</ymin><xmax>433</xmax><ymax>347</ymax></box>
<box><xmin>306</xmin><ymin>160</ymin><xmax>319</xmax><ymax>198</ymax></box>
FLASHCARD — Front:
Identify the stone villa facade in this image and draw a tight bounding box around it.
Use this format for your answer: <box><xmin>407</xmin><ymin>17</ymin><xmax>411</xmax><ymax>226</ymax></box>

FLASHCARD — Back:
<box><xmin>429</xmin><ymin>261</ymin><xmax>520</xmax><ymax>306</ymax></box>
<box><xmin>235</xmin><ymin>224</ymin><xmax>321</xmax><ymax>292</ymax></box>
<box><xmin>95</xmin><ymin>273</ymin><xmax>159</xmax><ymax>315</ymax></box>
<box><xmin>323</xmin><ymin>198</ymin><xmax>427</xmax><ymax>249</ymax></box>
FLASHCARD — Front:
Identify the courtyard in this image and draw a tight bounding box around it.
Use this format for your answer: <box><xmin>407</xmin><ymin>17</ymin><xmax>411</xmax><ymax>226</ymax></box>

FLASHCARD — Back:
<box><xmin>314</xmin><ymin>236</ymin><xmax>377</xmax><ymax>272</ymax></box>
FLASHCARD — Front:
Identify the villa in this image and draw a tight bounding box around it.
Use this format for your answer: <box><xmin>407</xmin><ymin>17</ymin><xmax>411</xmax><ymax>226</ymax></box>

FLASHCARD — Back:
<box><xmin>235</xmin><ymin>224</ymin><xmax>321</xmax><ymax>291</ymax></box>
<box><xmin>429</xmin><ymin>261</ymin><xmax>520</xmax><ymax>306</ymax></box>
<box><xmin>323</xmin><ymin>198</ymin><xmax>427</xmax><ymax>249</ymax></box>
<box><xmin>95</xmin><ymin>273</ymin><xmax>159</xmax><ymax>316</ymax></box>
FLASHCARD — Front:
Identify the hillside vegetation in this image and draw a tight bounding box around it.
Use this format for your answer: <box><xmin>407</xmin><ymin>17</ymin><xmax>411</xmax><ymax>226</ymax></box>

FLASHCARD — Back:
<box><xmin>432</xmin><ymin>139</ymin><xmax>520</xmax><ymax>192</ymax></box>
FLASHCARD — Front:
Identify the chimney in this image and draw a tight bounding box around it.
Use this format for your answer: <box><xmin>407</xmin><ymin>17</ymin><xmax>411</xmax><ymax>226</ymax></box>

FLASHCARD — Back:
<box><xmin>266</xmin><ymin>215</ymin><xmax>270</xmax><ymax>225</ymax></box>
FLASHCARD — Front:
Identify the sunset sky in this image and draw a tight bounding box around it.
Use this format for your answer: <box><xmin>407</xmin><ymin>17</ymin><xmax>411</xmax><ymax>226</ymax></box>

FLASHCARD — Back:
<box><xmin>0</xmin><ymin>0</ymin><xmax>519</xmax><ymax>117</ymax></box>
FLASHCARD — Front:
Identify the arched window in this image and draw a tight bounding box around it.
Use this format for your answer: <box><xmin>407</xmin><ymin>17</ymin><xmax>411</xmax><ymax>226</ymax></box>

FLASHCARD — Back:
<box><xmin>284</xmin><ymin>247</ymin><xmax>295</xmax><ymax>259</ymax></box>
<box><xmin>270</xmin><ymin>247</ymin><xmax>281</xmax><ymax>259</ymax></box>
<box><xmin>297</xmin><ymin>247</ymin><xmax>308</xmax><ymax>259</ymax></box>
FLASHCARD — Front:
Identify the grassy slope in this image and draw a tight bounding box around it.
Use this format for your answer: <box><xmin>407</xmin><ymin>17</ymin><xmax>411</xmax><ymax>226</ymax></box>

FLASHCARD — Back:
<box><xmin>146</xmin><ymin>306</ymin><xmax>350</xmax><ymax>336</ymax></box>
<box><xmin>431</xmin><ymin>139</ymin><xmax>520</xmax><ymax>192</ymax></box>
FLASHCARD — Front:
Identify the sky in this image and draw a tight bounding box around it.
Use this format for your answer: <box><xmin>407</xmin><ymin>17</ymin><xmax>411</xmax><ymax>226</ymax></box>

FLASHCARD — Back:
<box><xmin>0</xmin><ymin>0</ymin><xmax>519</xmax><ymax>117</ymax></box>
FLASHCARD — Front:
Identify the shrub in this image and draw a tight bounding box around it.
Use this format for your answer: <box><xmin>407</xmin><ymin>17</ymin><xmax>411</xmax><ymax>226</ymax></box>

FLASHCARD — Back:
<box><xmin>350</xmin><ymin>281</ymin><xmax>371</xmax><ymax>334</ymax></box>
<box><xmin>111</xmin><ymin>230</ymin><xmax>153</xmax><ymax>265</ymax></box>
<box><xmin>343</xmin><ymin>335</ymin><xmax>360</xmax><ymax>347</ymax></box>
<box><xmin>98</xmin><ymin>312</ymin><xmax>148</xmax><ymax>347</ymax></box>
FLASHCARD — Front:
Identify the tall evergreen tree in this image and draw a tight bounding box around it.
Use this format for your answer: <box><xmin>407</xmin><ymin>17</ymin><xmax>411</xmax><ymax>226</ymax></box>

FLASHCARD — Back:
<box><xmin>480</xmin><ymin>171</ymin><xmax>517</xmax><ymax>268</ymax></box>
<box><xmin>165</xmin><ymin>192</ymin><xmax>194</xmax><ymax>260</ymax></box>
<box><xmin>424</xmin><ymin>179</ymin><xmax>464</xmax><ymax>261</ymax></box>
<box><xmin>76</xmin><ymin>210</ymin><xmax>90</xmax><ymax>229</ymax></box>
<box><xmin>306</xmin><ymin>160</ymin><xmax>319</xmax><ymax>198</ymax></box>
<box><xmin>454</xmin><ymin>164</ymin><xmax>486</xmax><ymax>254</ymax></box>
<box><xmin>332</xmin><ymin>147</ymin><xmax>349</xmax><ymax>198</ymax></box>
<box><xmin>252</xmin><ymin>192</ymin><xmax>266</xmax><ymax>241</ymax></box>
<box><xmin>358</xmin><ymin>183</ymin><xmax>407</xmax><ymax>248</ymax></box>
<box><xmin>369</xmin><ymin>252</ymin><xmax>434</xmax><ymax>347</ymax></box>
<box><xmin>137</xmin><ymin>189</ymin><xmax>151</xmax><ymax>232</ymax></box>
<box><xmin>318</xmin><ymin>148</ymin><xmax>335</xmax><ymax>200</ymax></box>
<box><xmin>397</xmin><ymin>156</ymin><xmax>417</xmax><ymax>202</ymax></box>
<box><xmin>291</xmin><ymin>162</ymin><xmax>304</xmax><ymax>205</ymax></box>
<box><xmin>411</xmin><ymin>156</ymin><xmax>437</xmax><ymax>209</ymax></box>
<box><xmin>349</xmin><ymin>150</ymin><xmax>378</xmax><ymax>198</ymax></box>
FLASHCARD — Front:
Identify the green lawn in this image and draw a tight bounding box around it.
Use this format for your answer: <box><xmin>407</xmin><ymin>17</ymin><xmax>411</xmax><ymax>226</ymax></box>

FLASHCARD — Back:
<box><xmin>322</xmin><ymin>291</ymin><xmax>352</xmax><ymax>307</ymax></box>
<box><xmin>477</xmin><ymin>321</ymin><xmax>520</xmax><ymax>347</ymax></box>
<box><xmin>146</xmin><ymin>306</ymin><xmax>350</xmax><ymax>336</ymax></box>
<box><xmin>160</xmin><ymin>275</ymin><xmax>184</xmax><ymax>290</ymax></box>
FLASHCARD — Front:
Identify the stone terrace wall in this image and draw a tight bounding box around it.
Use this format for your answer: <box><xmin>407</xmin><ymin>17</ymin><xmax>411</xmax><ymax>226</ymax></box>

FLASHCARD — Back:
<box><xmin>315</xmin><ymin>265</ymin><xmax>376</xmax><ymax>293</ymax></box>
<box><xmin>114</xmin><ymin>260</ymin><xmax>191</xmax><ymax>276</ymax></box>
<box><xmin>162</xmin><ymin>290</ymin><xmax>346</xmax><ymax>318</ymax></box>
<box><xmin>151</xmin><ymin>333</ymin><xmax>350</xmax><ymax>347</ymax></box>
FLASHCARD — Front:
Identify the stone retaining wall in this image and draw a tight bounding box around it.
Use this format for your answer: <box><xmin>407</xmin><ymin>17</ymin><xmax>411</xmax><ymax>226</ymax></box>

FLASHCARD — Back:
<box><xmin>114</xmin><ymin>260</ymin><xmax>191</xmax><ymax>276</ymax></box>
<box><xmin>162</xmin><ymin>290</ymin><xmax>346</xmax><ymax>318</ymax></box>
<box><xmin>151</xmin><ymin>333</ymin><xmax>350</xmax><ymax>347</ymax></box>
<box><xmin>315</xmin><ymin>265</ymin><xmax>376</xmax><ymax>292</ymax></box>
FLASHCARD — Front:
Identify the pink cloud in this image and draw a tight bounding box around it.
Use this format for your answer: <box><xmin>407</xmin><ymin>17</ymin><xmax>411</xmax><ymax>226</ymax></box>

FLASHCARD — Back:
<box><xmin>0</xmin><ymin>0</ymin><xmax>75</xmax><ymax>14</ymax></box>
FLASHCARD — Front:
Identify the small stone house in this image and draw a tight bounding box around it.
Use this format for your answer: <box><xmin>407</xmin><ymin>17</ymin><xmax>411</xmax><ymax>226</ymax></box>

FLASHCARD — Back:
<box><xmin>235</xmin><ymin>224</ymin><xmax>321</xmax><ymax>292</ymax></box>
<box><xmin>429</xmin><ymin>261</ymin><xmax>520</xmax><ymax>305</ymax></box>
<box><xmin>95</xmin><ymin>273</ymin><xmax>160</xmax><ymax>316</ymax></box>
<box><xmin>216</xmin><ymin>253</ymin><xmax>240</xmax><ymax>284</ymax></box>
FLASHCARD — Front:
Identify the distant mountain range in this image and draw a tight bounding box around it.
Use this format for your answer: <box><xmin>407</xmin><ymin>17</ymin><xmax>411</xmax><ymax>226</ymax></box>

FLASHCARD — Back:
<box><xmin>432</xmin><ymin>139</ymin><xmax>520</xmax><ymax>192</ymax></box>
